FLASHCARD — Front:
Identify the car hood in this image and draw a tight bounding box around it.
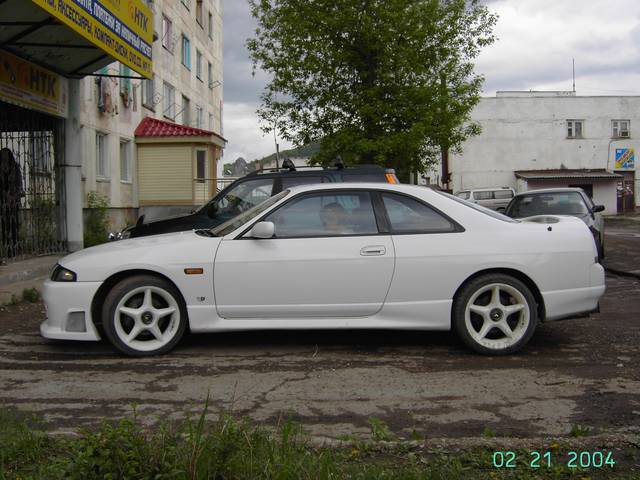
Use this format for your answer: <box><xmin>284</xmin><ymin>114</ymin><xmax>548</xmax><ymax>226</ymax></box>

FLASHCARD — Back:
<box><xmin>59</xmin><ymin>230</ymin><xmax>222</xmax><ymax>282</ymax></box>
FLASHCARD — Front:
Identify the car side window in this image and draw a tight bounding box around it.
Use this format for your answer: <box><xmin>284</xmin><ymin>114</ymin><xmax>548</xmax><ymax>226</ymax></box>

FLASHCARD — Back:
<box><xmin>493</xmin><ymin>190</ymin><xmax>513</xmax><ymax>199</ymax></box>
<box><xmin>473</xmin><ymin>191</ymin><xmax>493</xmax><ymax>200</ymax></box>
<box><xmin>214</xmin><ymin>178</ymin><xmax>274</xmax><ymax>217</ymax></box>
<box><xmin>382</xmin><ymin>193</ymin><xmax>456</xmax><ymax>233</ymax></box>
<box><xmin>264</xmin><ymin>191</ymin><xmax>379</xmax><ymax>238</ymax></box>
<box><xmin>280</xmin><ymin>176</ymin><xmax>325</xmax><ymax>189</ymax></box>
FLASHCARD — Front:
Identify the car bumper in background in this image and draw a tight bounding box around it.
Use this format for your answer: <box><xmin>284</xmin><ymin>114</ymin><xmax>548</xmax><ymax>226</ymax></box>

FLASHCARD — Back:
<box><xmin>40</xmin><ymin>279</ymin><xmax>102</xmax><ymax>341</ymax></box>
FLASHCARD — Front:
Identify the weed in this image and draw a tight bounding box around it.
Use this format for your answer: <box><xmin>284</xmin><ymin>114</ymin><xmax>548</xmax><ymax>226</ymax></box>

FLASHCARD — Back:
<box><xmin>482</xmin><ymin>426</ymin><xmax>497</xmax><ymax>438</ymax></box>
<box><xmin>367</xmin><ymin>417</ymin><xmax>397</xmax><ymax>442</ymax></box>
<box><xmin>570</xmin><ymin>423</ymin><xmax>592</xmax><ymax>437</ymax></box>
<box><xmin>22</xmin><ymin>287</ymin><xmax>40</xmax><ymax>303</ymax></box>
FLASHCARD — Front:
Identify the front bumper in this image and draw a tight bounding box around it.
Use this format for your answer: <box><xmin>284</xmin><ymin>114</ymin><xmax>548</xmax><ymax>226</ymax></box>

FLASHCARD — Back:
<box><xmin>40</xmin><ymin>279</ymin><xmax>102</xmax><ymax>341</ymax></box>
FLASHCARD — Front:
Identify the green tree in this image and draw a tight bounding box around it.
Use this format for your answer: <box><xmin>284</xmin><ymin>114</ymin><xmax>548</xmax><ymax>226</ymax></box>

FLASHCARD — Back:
<box><xmin>247</xmin><ymin>0</ymin><xmax>496</xmax><ymax>183</ymax></box>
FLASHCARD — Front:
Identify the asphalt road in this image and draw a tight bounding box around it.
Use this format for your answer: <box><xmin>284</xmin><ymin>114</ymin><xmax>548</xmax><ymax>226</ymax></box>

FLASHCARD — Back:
<box><xmin>0</xmin><ymin>272</ymin><xmax>638</xmax><ymax>446</ymax></box>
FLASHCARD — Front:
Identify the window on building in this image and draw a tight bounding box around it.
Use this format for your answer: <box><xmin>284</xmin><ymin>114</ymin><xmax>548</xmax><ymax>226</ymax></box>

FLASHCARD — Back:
<box><xmin>119</xmin><ymin>64</ymin><xmax>131</xmax><ymax>104</ymax></box>
<box><xmin>181</xmin><ymin>34</ymin><xmax>191</xmax><ymax>69</ymax></box>
<box><xmin>209</xmin><ymin>113</ymin><xmax>214</xmax><ymax>130</ymax></box>
<box><xmin>196</xmin><ymin>150</ymin><xmax>206</xmax><ymax>181</ymax></box>
<box><xmin>208</xmin><ymin>12</ymin><xmax>213</xmax><ymax>39</ymax></box>
<box><xmin>196</xmin><ymin>105</ymin><xmax>204</xmax><ymax>129</ymax></box>
<box><xmin>182</xmin><ymin>95</ymin><xmax>191</xmax><ymax>126</ymax></box>
<box><xmin>96</xmin><ymin>132</ymin><xmax>109</xmax><ymax>179</ymax></box>
<box><xmin>163</xmin><ymin>81</ymin><xmax>175</xmax><ymax>120</ymax></box>
<box><xmin>196</xmin><ymin>50</ymin><xmax>203</xmax><ymax>80</ymax></box>
<box><xmin>162</xmin><ymin>15</ymin><xmax>173</xmax><ymax>52</ymax></box>
<box><xmin>567</xmin><ymin>120</ymin><xmax>583</xmax><ymax>139</ymax></box>
<box><xmin>120</xmin><ymin>140</ymin><xmax>132</xmax><ymax>182</ymax></box>
<box><xmin>196</xmin><ymin>0</ymin><xmax>204</xmax><ymax>26</ymax></box>
<box><xmin>142</xmin><ymin>76</ymin><xmax>155</xmax><ymax>110</ymax></box>
<box><xmin>207</xmin><ymin>61</ymin><xmax>213</xmax><ymax>88</ymax></box>
<box><xmin>612</xmin><ymin>120</ymin><xmax>630</xmax><ymax>138</ymax></box>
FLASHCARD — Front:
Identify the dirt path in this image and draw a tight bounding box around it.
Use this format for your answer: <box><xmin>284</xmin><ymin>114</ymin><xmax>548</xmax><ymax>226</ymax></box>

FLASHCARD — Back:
<box><xmin>1</xmin><ymin>273</ymin><xmax>639</xmax><ymax>448</ymax></box>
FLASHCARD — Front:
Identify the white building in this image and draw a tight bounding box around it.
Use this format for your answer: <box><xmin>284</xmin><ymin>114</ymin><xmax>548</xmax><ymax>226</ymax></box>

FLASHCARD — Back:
<box><xmin>444</xmin><ymin>92</ymin><xmax>639</xmax><ymax>215</ymax></box>
<box><xmin>81</xmin><ymin>0</ymin><xmax>224</xmax><ymax>229</ymax></box>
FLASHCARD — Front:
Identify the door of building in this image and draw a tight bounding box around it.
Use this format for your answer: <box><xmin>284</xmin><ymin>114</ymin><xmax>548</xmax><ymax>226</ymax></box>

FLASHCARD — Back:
<box><xmin>616</xmin><ymin>171</ymin><xmax>635</xmax><ymax>214</ymax></box>
<box><xmin>0</xmin><ymin>101</ymin><xmax>66</xmax><ymax>262</ymax></box>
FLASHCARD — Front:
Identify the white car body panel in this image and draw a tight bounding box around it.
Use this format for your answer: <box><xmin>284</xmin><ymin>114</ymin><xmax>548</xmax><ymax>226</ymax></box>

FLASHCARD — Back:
<box><xmin>40</xmin><ymin>183</ymin><xmax>605</xmax><ymax>342</ymax></box>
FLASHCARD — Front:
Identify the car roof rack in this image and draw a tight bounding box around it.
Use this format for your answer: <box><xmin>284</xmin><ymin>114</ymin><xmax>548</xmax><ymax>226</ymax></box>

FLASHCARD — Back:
<box><xmin>246</xmin><ymin>163</ymin><xmax>394</xmax><ymax>176</ymax></box>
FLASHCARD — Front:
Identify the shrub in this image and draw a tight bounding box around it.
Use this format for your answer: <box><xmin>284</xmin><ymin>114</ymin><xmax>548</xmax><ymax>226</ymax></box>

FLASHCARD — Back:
<box><xmin>84</xmin><ymin>191</ymin><xmax>110</xmax><ymax>248</ymax></box>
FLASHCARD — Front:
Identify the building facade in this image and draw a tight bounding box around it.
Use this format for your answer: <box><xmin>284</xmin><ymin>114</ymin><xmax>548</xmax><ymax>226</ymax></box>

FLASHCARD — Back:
<box><xmin>81</xmin><ymin>0</ymin><xmax>224</xmax><ymax>229</ymax></box>
<box><xmin>442</xmin><ymin>92</ymin><xmax>639</xmax><ymax>214</ymax></box>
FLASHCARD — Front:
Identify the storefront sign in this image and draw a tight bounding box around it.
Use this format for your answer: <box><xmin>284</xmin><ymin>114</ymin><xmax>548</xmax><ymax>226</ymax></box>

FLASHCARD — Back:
<box><xmin>31</xmin><ymin>0</ymin><xmax>153</xmax><ymax>78</ymax></box>
<box><xmin>615</xmin><ymin>148</ymin><xmax>635</xmax><ymax>169</ymax></box>
<box><xmin>0</xmin><ymin>49</ymin><xmax>68</xmax><ymax>118</ymax></box>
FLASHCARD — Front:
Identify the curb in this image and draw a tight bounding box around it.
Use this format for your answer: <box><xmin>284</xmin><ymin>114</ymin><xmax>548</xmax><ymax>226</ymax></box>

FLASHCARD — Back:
<box><xmin>604</xmin><ymin>267</ymin><xmax>640</xmax><ymax>280</ymax></box>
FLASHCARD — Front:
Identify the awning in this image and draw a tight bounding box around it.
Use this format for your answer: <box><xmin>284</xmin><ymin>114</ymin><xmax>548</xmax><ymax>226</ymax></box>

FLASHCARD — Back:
<box><xmin>514</xmin><ymin>169</ymin><xmax>623</xmax><ymax>180</ymax></box>
<box><xmin>135</xmin><ymin>116</ymin><xmax>227</xmax><ymax>149</ymax></box>
<box><xmin>0</xmin><ymin>0</ymin><xmax>153</xmax><ymax>78</ymax></box>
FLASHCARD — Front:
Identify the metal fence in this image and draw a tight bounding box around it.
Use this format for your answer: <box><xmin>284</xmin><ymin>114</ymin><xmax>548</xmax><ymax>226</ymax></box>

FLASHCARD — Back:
<box><xmin>0</xmin><ymin>101</ymin><xmax>67</xmax><ymax>263</ymax></box>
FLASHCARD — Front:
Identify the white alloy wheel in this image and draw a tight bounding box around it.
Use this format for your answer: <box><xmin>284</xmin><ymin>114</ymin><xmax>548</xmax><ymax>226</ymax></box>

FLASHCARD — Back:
<box><xmin>453</xmin><ymin>274</ymin><xmax>538</xmax><ymax>355</ymax></box>
<box><xmin>114</xmin><ymin>286</ymin><xmax>180</xmax><ymax>352</ymax></box>
<box><xmin>102</xmin><ymin>275</ymin><xmax>187</xmax><ymax>356</ymax></box>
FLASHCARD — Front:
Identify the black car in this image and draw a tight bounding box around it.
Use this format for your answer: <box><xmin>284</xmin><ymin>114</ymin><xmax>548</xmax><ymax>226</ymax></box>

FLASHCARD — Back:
<box><xmin>115</xmin><ymin>163</ymin><xmax>399</xmax><ymax>239</ymax></box>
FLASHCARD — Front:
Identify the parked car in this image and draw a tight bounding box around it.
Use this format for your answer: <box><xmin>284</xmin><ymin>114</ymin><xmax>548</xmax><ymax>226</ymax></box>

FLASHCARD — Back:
<box><xmin>42</xmin><ymin>183</ymin><xmax>605</xmax><ymax>357</ymax></box>
<box><xmin>113</xmin><ymin>163</ymin><xmax>399</xmax><ymax>239</ymax></box>
<box><xmin>454</xmin><ymin>187</ymin><xmax>515</xmax><ymax>212</ymax></box>
<box><xmin>504</xmin><ymin>188</ymin><xmax>606</xmax><ymax>259</ymax></box>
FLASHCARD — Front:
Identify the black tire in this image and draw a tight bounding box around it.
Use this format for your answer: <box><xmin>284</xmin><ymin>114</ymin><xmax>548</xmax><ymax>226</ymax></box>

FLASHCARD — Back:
<box><xmin>102</xmin><ymin>275</ymin><xmax>187</xmax><ymax>356</ymax></box>
<box><xmin>453</xmin><ymin>274</ymin><xmax>538</xmax><ymax>355</ymax></box>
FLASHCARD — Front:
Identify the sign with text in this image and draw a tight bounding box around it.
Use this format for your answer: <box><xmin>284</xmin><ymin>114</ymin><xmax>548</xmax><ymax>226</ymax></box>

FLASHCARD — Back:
<box><xmin>615</xmin><ymin>148</ymin><xmax>635</xmax><ymax>169</ymax></box>
<box><xmin>0</xmin><ymin>49</ymin><xmax>68</xmax><ymax>117</ymax></box>
<box><xmin>31</xmin><ymin>0</ymin><xmax>153</xmax><ymax>78</ymax></box>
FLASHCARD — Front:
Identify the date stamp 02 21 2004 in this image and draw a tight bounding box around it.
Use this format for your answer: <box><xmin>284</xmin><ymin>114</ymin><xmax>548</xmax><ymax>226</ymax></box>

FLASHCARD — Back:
<box><xmin>492</xmin><ymin>450</ymin><xmax>616</xmax><ymax>470</ymax></box>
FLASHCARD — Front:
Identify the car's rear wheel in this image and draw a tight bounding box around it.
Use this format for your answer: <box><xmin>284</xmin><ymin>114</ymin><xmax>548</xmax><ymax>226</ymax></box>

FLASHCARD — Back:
<box><xmin>453</xmin><ymin>274</ymin><xmax>538</xmax><ymax>355</ymax></box>
<box><xmin>102</xmin><ymin>275</ymin><xmax>187</xmax><ymax>356</ymax></box>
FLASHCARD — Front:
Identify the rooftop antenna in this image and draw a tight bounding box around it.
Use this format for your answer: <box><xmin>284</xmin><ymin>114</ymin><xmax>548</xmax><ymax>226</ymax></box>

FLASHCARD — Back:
<box><xmin>572</xmin><ymin>58</ymin><xmax>576</xmax><ymax>93</ymax></box>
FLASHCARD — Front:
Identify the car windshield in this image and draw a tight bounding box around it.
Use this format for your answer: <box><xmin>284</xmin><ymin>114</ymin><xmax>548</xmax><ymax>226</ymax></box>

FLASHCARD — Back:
<box><xmin>434</xmin><ymin>190</ymin><xmax>517</xmax><ymax>222</ymax></box>
<box><xmin>210</xmin><ymin>190</ymin><xmax>290</xmax><ymax>237</ymax></box>
<box><xmin>506</xmin><ymin>192</ymin><xmax>588</xmax><ymax>218</ymax></box>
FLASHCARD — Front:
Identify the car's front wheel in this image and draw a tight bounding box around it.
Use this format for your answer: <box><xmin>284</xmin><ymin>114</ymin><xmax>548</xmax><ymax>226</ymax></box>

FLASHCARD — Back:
<box><xmin>453</xmin><ymin>274</ymin><xmax>538</xmax><ymax>355</ymax></box>
<box><xmin>102</xmin><ymin>275</ymin><xmax>187</xmax><ymax>356</ymax></box>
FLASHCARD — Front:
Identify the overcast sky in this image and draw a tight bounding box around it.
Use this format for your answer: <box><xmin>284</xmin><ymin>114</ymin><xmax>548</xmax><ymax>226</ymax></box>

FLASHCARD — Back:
<box><xmin>222</xmin><ymin>0</ymin><xmax>640</xmax><ymax>165</ymax></box>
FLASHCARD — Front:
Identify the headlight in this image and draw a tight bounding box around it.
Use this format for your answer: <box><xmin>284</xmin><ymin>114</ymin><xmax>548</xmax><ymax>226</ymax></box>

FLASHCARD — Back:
<box><xmin>51</xmin><ymin>264</ymin><xmax>77</xmax><ymax>282</ymax></box>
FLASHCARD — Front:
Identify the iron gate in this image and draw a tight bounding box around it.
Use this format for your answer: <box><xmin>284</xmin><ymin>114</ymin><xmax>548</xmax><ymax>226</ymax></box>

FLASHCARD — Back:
<box><xmin>0</xmin><ymin>101</ymin><xmax>66</xmax><ymax>263</ymax></box>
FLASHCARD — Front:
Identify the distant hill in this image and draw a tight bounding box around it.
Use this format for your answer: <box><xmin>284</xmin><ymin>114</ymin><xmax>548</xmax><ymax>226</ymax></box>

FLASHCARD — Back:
<box><xmin>253</xmin><ymin>143</ymin><xmax>320</xmax><ymax>168</ymax></box>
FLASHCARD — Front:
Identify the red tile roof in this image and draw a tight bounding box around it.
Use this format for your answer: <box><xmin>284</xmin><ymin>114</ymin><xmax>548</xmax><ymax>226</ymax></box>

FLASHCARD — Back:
<box><xmin>135</xmin><ymin>116</ymin><xmax>224</xmax><ymax>139</ymax></box>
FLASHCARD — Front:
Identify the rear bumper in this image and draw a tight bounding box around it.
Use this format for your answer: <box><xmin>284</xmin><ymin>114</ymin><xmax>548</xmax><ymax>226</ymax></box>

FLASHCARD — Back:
<box><xmin>542</xmin><ymin>263</ymin><xmax>606</xmax><ymax>321</ymax></box>
<box><xmin>40</xmin><ymin>279</ymin><xmax>102</xmax><ymax>341</ymax></box>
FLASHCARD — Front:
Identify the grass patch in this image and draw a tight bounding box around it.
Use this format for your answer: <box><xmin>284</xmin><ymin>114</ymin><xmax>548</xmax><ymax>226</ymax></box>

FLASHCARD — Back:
<box><xmin>0</xmin><ymin>406</ymin><xmax>637</xmax><ymax>479</ymax></box>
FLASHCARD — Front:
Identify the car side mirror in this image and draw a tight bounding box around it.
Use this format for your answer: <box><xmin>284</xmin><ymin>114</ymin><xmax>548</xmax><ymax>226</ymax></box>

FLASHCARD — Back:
<box><xmin>249</xmin><ymin>221</ymin><xmax>275</xmax><ymax>239</ymax></box>
<box><xmin>592</xmin><ymin>205</ymin><xmax>605</xmax><ymax>213</ymax></box>
<box><xmin>206</xmin><ymin>203</ymin><xmax>218</xmax><ymax>218</ymax></box>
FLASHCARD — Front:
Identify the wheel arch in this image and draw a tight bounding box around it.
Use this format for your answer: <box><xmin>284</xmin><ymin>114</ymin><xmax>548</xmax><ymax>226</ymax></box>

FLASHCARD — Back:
<box><xmin>452</xmin><ymin>268</ymin><xmax>546</xmax><ymax>321</ymax></box>
<box><xmin>91</xmin><ymin>269</ymin><xmax>189</xmax><ymax>330</ymax></box>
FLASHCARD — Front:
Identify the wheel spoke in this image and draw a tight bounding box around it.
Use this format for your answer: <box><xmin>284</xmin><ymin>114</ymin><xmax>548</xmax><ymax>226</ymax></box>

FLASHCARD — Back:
<box><xmin>490</xmin><ymin>286</ymin><xmax>502</xmax><ymax>307</ymax></box>
<box><xmin>496</xmin><ymin>320</ymin><xmax>514</xmax><ymax>338</ymax></box>
<box><xmin>142</xmin><ymin>288</ymin><xmax>153</xmax><ymax>308</ymax></box>
<box><xmin>119</xmin><ymin>306</ymin><xmax>140</xmax><ymax>320</ymax></box>
<box><xmin>126</xmin><ymin>325</ymin><xmax>142</xmax><ymax>342</ymax></box>
<box><xmin>504</xmin><ymin>304</ymin><xmax>525</xmax><ymax>316</ymax></box>
<box><xmin>469</xmin><ymin>304</ymin><xmax>489</xmax><ymax>316</ymax></box>
<box><xmin>478</xmin><ymin>321</ymin><xmax>493</xmax><ymax>339</ymax></box>
<box><xmin>154</xmin><ymin>307</ymin><xmax>176</xmax><ymax>319</ymax></box>
<box><xmin>148</xmin><ymin>324</ymin><xmax>163</xmax><ymax>341</ymax></box>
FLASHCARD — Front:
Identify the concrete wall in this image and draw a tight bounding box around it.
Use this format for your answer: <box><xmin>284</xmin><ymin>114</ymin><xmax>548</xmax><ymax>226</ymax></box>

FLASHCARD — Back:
<box><xmin>444</xmin><ymin>93</ymin><xmax>640</xmax><ymax>209</ymax></box>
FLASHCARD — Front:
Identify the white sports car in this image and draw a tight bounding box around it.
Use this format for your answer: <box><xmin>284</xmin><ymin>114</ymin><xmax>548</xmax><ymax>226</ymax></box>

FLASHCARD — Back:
<box><xmin>41</xmin><ymin>183</ymin><xmax>605</xmax><ymax>356</ymax></box>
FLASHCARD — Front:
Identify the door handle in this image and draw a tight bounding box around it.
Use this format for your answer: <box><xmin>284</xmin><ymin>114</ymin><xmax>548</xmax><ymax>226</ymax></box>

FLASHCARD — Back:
<box><xmin>360</xmin><ymin>245</ymin><xmax>386</xmax><ymax>256</ymax></box>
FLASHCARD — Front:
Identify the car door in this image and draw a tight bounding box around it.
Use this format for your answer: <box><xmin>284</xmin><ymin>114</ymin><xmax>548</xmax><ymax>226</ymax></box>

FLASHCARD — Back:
<box><xmin>213</xmin><ymin>190</ymin><xmax>395</xmax><ymax>318</ymax></box>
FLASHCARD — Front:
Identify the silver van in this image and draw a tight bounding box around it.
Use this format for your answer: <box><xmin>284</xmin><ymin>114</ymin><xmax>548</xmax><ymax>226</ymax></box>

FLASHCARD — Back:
<box><xmin>454</xmin><ymin>187</ymin><xmax>516</xmax><ymax>212</ymax></box>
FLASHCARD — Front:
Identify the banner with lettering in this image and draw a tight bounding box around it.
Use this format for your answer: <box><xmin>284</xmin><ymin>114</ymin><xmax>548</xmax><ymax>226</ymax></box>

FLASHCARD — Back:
<box><xmin>0</xmin><ymin>49</ymin><xmax>68</xmax><ymax>117</ymax></box>
<box><xmin>32</xmin><ymin>0</ymin><xmax>153</xmax><ymax>78</ymax></box>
